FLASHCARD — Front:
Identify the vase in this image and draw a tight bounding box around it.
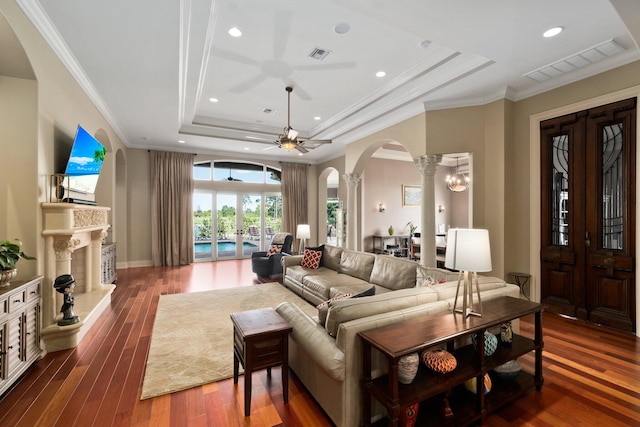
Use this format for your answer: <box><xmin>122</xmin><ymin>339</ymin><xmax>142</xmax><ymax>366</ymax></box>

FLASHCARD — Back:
<box><xmin>388</xmin><ymin>226</ymin><xmax>394</xmax><ymax>236</ymax></box>
<box><xmin>0</xmin><ymin>268</ymin><xmax>17</xmax><ymax>287</ymax></box>
<box><xmin>472</xmin><ymin>331</ymin><xmax>498</xmax><ymax>356</ymax></box>
<box><xmin>399</xmin><ymin>402</ymin><xmax>419</xmax><ymax>427</ymax></box>
<box><xmin>398</xmin><ymin>352</ymin><xmax>419</xmax><ymax>384</ymax></box>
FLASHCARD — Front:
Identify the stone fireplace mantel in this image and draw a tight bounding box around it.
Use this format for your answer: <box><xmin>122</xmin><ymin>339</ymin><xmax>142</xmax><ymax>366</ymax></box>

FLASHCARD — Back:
<box><xmin>41</xmin><ymin>203</ymin><xmax>116</xmax><ymax>352</ymax></box>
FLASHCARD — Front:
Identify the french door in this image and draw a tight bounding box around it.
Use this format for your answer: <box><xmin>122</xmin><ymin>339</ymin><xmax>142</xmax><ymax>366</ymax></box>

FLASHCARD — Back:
<box><xmin>540</xmin><ymin>98</ymin><xmax>636</xmax><ymax>332</ymax></box>
<box><xmin>194</xmin><ymin>191</ymin><xmax>282</xmax><ymax>261</ymax></box>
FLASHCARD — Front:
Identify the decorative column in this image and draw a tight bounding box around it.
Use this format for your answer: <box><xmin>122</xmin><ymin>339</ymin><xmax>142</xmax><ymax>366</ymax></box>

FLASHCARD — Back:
<box><xmin>343</xmin><ymin>173</ymin><xmax>362</xmax><ymax>250</ymax></box>
<box><xmin>414</xmin><ymin>155</ymin><xmax>442</xmax><ymax>267</ymax></box>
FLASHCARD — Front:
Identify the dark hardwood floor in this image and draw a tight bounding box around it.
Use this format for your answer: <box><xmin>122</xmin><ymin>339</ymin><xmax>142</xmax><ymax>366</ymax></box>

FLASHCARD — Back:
<box><xmin>0</xmin><ymin>260</ymin><xmax>638</xmax><ymax>426</ymax></box>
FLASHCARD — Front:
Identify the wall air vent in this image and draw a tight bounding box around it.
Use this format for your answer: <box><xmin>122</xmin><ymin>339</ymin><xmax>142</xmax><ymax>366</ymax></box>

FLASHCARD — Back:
<box><xmin>525</xmin><ymin>39</ymin><xmax>626</xmax><ymax>82</ymax></box>
<box><xmin>309</xmin><ymin>47</ymin><xmax>331</xmax><ymax>60</ymax></box>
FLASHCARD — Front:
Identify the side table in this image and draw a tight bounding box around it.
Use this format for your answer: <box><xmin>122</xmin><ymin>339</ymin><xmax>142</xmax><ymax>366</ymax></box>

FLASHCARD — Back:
<box><xmin>509</xmin><ymin>272</ymin><xmax>531</xmax><ymax>300</ymax></box>
<box><xmin>230</xmin><ymin>307</ymin><xmax>292</xmax><ymax>416</ymax></box>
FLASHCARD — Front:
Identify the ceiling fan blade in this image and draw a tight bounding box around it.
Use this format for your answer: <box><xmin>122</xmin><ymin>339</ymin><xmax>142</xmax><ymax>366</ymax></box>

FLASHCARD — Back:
<box><xmin>302</xmin><ymin>139</ymin><xmax>332</xmax><ymax>144</ymax></box>
<box><xmin>295</xmin><ymin>144</ymin><xmax>309</xmax><ymax>153</ymax></box>
<box><xmin>285</xmin><ymin>79</ymin><xmax>312</xmax><ymax>100</ymax></box>
<box><xmin>211</xmin><ymin>47</ymin><xmax>261</xmax><ymax>67</ymax></box>
<box><xmin>293</xmin><ymin>62</ymin><xmax>358</xmax><ymax>71</ymax></box>
<box><xmin>273</xmin><ymin>10</ymin><xmax>292</xmax><ymax>60</ymax></box>
<box><xmin>230</xmin><ymin>74</ymin><xmax>268</xmax><ymax>94</ymax></box>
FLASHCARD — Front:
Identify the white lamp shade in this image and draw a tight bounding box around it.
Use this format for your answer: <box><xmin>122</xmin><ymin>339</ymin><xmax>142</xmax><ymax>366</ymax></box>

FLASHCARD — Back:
<box><xmin>296</xmin><ymin>224</ymin><xmax>311</xmax><ymax>240</ymax></box>
<box><xmin>445</xmin><ymin>228</ymin><xmax>492</xmax><ymax>272</ymax></box>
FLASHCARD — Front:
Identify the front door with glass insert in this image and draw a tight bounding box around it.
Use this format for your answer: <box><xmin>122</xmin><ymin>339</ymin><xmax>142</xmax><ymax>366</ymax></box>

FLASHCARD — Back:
<box><xmin>540</xmin><ymin>97</ymin><xmax>636</xmax><ymax>332</ymax></box>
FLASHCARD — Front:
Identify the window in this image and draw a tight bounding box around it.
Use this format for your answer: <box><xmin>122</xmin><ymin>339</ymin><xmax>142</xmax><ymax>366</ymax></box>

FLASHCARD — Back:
<box><xmin>193</xmin><ymin>161</ymin><xmax>281</xmax><ymax>184</ymax></box>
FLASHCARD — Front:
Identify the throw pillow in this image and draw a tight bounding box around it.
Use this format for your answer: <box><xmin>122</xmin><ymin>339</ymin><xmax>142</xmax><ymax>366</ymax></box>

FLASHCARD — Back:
<box><xmin>353</xmin><ymin>286</ymin><xmax>376</xmax><ymax>298</ymax></box>
<box><xmin>301</xmin><ymin>248</ymin><xmax>323</xmax><ymax>269</ymax></box>
<box><xmin>416</xmin><ymin>266</ymin><xmax>447</xmax><ymax>287</ymax></box>
<box><xmin>266</xmin><ymin>244</ymin><xmax>283</xmax><ymax>257</ymax></box>
<box><xmin>316</xmin><ymin>293</ymin><xmax>353</xmax><ymax>325</ymax></box>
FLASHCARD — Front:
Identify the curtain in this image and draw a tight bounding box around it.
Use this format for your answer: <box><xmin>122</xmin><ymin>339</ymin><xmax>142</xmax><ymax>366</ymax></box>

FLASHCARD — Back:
<box><xmin>281</xmin><ymin>162</ymin><xmax>308</xmax><ymax>249</ymax></box>
<box><xmin>150</xmin><ymin>151</ymin><xmax>194</xmax><ymax>266</ymax></box>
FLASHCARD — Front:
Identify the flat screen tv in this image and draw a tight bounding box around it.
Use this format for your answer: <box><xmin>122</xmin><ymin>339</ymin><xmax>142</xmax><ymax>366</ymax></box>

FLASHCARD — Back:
<box><xmin>61</xmin><ymin>125</ymin><xmax>106</xmax><ymax>203</ymax></box>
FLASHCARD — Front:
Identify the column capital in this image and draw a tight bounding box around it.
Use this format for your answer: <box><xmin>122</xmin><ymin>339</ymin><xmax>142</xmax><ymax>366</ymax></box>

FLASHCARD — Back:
<box><xmin>342</xmin><ymin>172</ymin><xmax>362</xmax><ymax>187</ymax></box>
<box><xmin>413</xmin><ymin>155</ymin><xmax>442</xmax><ymax>176</ymax></box>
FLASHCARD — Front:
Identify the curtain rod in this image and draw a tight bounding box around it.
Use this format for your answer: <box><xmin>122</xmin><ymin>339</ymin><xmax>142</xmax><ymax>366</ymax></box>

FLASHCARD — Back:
<box><xmin>147</xmin><ymin>150</ymin><xmax>196</xmax><ymax>155</ymax></box>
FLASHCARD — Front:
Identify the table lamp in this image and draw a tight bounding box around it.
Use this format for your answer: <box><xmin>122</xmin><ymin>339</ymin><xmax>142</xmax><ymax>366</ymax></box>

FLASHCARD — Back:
<box><xmin>296</xmin><ymin>224</ymin><xmax>311</xmax><ymax>254</ymax></box>
<box><xmin>445</xmin><ymin>228</ymin><xmax>492</xmax><ymax>317</ymax></box>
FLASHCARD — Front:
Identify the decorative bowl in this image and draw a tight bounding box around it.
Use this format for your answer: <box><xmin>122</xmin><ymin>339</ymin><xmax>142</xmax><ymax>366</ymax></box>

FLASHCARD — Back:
<box><xmin>493</xmin><ymin>359</ymin><xmax>522</xmax><ymax>381</ymax></box>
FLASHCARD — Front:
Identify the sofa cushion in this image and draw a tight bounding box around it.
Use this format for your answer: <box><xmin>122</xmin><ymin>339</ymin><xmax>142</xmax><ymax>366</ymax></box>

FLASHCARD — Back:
<box><xmin>322</xmin><ymin>245</ymin><xmax>343</xmax><ymax>270</ymax></box>
<box><xmin>430</xmin><ymin>276</ymin><xmax>506</xmax><ymax>300</ymax></box>
<box><xmin>324</xmin><ymin>287</ymin><xmax>439</xmax><ymax>337</ymax></box>
<box><xmin>286</xmin><ymin>265</ymin><xmax>336</xmax><ymax>284</ymax></box>
<box><xmin>416</xmin><ymin>266</ymin><xmax>459</xmax><ymax>287</ymax></box>
<box><xmin>316</xmin><ymin>293</ymin><xmax>354</xmax><ymax>325</ymax></box>
<box><xmin>370</xmin><ymin>256</ymin><xmax>417</xmax><ymax>290</ymax></box>
<box><xmin>275</xmin><ymin>302</ymin><xmax>345</xmax><ymax>381</ymax></box>
<box><xmin>303</xmin><ymin>271</ymin><xmax>369</xmax><ymax>300</ymax></box>
<box><xmin>338</xmin><ymin>250</ymin><xmax>375</xmax><ymax>282</ymax></box>
<box><xmin>316</xmin><ymin>286</ymin><xmax>375</xmax><ymax>325</ymax></box>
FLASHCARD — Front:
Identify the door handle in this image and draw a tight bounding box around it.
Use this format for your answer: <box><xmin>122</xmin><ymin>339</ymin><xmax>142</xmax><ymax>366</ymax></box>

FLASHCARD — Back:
<box><xmin>585</xmin><ymin>231</ymin><xmax>591</xmax><ymax>247</ymax></box>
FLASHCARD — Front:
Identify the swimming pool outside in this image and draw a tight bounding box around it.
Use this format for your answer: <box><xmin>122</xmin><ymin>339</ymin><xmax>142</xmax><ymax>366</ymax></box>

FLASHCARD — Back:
<box><xmin>194</xmin><ymin>241</ymin><xmax>259</xmax><ymax>258</ymax></box>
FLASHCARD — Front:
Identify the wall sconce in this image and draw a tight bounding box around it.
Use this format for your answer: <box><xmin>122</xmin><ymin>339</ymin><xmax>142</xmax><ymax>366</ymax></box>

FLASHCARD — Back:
<box><xmin>438</xmin><ymin>205</ymin><xmax>445</xmax><ymax>213</ymax></box>
<box><xmin>378</xmin><ymin>202</ymin><xmax>386</xmax><ymax>213</ymax></box>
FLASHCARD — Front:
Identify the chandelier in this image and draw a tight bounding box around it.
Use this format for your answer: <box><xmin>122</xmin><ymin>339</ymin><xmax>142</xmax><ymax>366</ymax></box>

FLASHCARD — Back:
<box><xmin>446</xmin><ymin>158</ymin><xmax>470</xmax><ymax>192</ymax></box>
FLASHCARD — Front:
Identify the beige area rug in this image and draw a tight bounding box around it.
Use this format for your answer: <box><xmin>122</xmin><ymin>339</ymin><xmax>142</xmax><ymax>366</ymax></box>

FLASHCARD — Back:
<box><xmin>140</xmin><ymin>282</ymin><xmax>315</xmax><ymax>400</ymax></box>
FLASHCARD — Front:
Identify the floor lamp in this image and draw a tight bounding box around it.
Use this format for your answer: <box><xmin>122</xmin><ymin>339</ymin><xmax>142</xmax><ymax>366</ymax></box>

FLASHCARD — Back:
<box><xmin>296</xmin><ymin>224</ymin><xmax>310</xmax><ymax>254</ymax></box>
<box><xmin>445</xmin><ymin>228</ymin><xmax>492</xmax><ymax>318</ymax></box>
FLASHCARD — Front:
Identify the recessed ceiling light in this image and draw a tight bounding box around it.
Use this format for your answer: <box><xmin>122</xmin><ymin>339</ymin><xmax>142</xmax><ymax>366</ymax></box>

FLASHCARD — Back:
<box><xmin>376</xmin><ymin>71</ymin><xmax>386</xmax><ymax>78</ymax></box>
<box><xmin>209</xmin><ymin>97</ymin><xmax>219</xmax><ymax>103</ymax></box>
<box><xmin>543</xmin><ymin>27</ymin><xmax>563</xmax><ymax>38</ymax></box>
<box><xmin>314</xmin><ymin>116</ymin><xmax>321</xmax><ymax>121</ymax></box>
<box><xmin>228</xmin><ymin>27</ymin><xmax>242</xmax><ymax>37</ymax></box>
<box><xmin>334</xmin><ymin>23</ymin><xmax>350</xmax><ymax>35</ymax></box>
<box><xmin>178</xmin><ymin>140</ymin><xmax>186</xmax><ymax>144</ymax></box>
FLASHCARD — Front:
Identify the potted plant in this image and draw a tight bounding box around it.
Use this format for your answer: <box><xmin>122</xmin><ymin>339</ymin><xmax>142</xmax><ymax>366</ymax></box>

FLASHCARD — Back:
<box><xmin>0</xmin><ymin>239</ymin><xmax>36</xmax><ymax>287</ymax></box>
<box><xmin>406</xmin><ymin>221</ymin><xmax>418</xmax><ymax>240</ymax></box>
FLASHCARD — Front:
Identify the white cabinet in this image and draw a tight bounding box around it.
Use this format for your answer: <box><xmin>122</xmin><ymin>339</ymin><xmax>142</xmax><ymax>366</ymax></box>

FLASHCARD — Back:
<box><xmin>0</xmin><ymin>276</ymin><xmax>42</xmax><ymax>397</ymax></box>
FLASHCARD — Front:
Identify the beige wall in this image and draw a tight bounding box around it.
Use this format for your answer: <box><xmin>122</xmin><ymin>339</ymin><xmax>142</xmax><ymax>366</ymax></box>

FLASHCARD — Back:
<box><xmin>361</xmin><ymin>157</ymin><xmax>420</xmax><ymax>251</ymax></box>
<box><xmin>0</xmin><ymin>75</ymin><xmax>38</xmax><ymax>277</ymax></box>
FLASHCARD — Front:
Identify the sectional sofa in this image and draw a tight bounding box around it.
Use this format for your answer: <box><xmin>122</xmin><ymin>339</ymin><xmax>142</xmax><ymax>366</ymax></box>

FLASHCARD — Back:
<box><xmin>277</xmin><ymin>245</ymin><xmax>520</xmax><ymax>427</ymax></box>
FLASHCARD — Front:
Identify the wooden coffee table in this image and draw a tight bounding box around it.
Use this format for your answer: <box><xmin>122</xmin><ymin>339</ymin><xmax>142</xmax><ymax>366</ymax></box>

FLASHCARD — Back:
<box><xmin>230</xmin><ymin>307</ymin><xmax>292</xmax><ymax>417</ymax></box>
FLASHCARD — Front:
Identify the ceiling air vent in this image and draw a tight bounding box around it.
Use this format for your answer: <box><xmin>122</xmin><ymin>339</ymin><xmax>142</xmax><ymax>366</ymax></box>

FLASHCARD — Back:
<box><xmin>309</xmin><ymin>47</ymin><xmax>331</xmax><ymax>60</ymax></box>
<box><xmin>525</xmin><ymin>39</ymin><xmax>626</xmax><ymax>82</ymax></box>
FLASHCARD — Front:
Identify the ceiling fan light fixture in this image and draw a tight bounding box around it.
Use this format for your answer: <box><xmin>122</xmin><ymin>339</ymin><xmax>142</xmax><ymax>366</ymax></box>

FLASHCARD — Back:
<box><xmin>280</xmin><ymin>140</ymin><xmax>297</xmax><ymax>150</ymax></box>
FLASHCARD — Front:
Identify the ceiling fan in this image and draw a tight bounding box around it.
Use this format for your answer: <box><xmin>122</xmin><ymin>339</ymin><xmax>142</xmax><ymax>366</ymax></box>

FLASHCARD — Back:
<box><xmin>275</xmin><ymin>86</ymin><xmax>331</xmax><ymax>153</ymax></box>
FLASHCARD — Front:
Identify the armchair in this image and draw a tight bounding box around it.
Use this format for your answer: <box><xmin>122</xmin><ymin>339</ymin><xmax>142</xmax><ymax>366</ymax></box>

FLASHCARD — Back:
<box><xmin>251</xmin><ymin>232</ymin><xmax>293</xmax><ymax>277</ymax></box>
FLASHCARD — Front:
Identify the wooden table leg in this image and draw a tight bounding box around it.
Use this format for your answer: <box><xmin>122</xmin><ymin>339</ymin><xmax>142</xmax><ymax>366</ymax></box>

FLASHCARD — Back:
<box><xmin>244</xmin><ymin>369</ymin><xmax>252</xmax><ymax>416</ymax></box>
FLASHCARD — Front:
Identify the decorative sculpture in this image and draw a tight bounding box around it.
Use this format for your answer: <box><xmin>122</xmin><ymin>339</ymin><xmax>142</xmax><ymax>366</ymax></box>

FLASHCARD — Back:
<box><xmin>54</xmin><ymin>274</ymin><xmax>80</xmax><ymax>326</ymax></box>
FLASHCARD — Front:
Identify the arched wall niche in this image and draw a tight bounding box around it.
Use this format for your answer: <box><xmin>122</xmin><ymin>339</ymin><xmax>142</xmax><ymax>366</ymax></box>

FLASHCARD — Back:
<box><xmin>318</xmin><ymin>166</ymin><xmax>339</xmax><ymax>245</ymax></box>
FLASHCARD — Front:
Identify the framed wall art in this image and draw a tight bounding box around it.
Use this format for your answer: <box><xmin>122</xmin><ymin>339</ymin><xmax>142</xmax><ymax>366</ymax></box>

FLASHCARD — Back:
<box><xmin>403</xmin><ymin>185</ymin><xmax>421</xmax><ymax>207</ymax></box>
